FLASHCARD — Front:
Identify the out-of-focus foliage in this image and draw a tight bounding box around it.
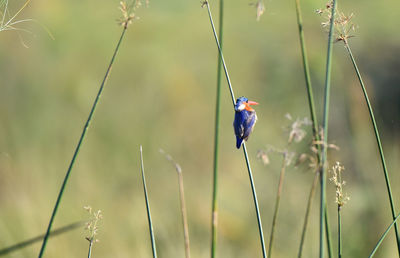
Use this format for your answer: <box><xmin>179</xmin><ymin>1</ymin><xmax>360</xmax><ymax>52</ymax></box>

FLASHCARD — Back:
<box><xmin>0</xmin><ymin>0</ymin><xmax>399</xmax><ymax>257</ymax></box>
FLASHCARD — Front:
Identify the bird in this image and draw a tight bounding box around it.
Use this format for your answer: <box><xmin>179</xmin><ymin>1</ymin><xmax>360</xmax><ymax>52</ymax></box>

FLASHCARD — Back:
<box><xmin>233</xmin><ymin>96</ymin><xmax>258</xmax><ymax>149</ymax></box>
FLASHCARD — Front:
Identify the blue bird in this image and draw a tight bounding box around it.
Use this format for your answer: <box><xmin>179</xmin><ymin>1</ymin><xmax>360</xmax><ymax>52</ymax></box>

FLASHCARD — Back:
<box><xmin>233</xmin><ymin>97</ymin><xmax>258</xmax><ymax>149</ymax></box>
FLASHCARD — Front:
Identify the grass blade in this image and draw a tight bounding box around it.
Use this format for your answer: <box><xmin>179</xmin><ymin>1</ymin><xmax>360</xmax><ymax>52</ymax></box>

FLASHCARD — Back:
<box><xmin>343</xmin><ymin>40</ymin><xmax>400</xmax><ymax>255</ymax></box>
<box><xmin>203</xmin><ymin>2</ymin><xmax>267</xmax><ymax>256</ymax></box>
<box><xmin>38</xmin><ymin>25</ymin><xmax>129</xmax><ymax>258</ymax></box>
<box><xmin>211</xmin><ymin>0</ymin><xmax>224</xmax><ymax>257</ymax></box>
<box><xmin>140</xmin><ymin>146</ymin><xmax>158</xmax><ymax>258</ymax></box>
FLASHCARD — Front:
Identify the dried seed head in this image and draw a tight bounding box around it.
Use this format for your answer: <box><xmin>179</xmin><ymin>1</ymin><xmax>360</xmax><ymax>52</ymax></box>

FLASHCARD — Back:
<box><xmin>329</xmin><ymin>162</ymin><xmax>350</xmax><ymax>208</ymax></box>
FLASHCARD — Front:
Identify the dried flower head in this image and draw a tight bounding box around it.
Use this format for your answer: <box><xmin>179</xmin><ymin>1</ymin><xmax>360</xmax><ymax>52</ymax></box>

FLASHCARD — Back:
<box><xmin>329</xmin><ymin>162</ymin><xmax>350</xmax><ymax>208</ymax></box>
<box><xmin>118</xmin><ymin>0</ymin><xmax>147</xmax><ymax>28</ymax></box>
<box><xmin>317</xmin><ymin>1</ymin><xmax>356</xmax><ymax>43</ymax></box>
<box><xmin>250</xmin><ymin>1</ymin><xmax>265</xmax><ymax>21</ymax></box>
<box><xmin>285</xmin><ymin>114</ymin><xmax>312</xmax><ymax>144</ymax></box>
<box><xmin>84</xmin><ymin>206</ymin><xmax>103</xmax><ymax>243</ymax></box>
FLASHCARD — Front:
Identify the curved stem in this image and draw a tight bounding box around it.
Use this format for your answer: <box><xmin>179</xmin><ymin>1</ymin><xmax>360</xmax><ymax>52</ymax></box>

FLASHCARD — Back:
<box><xmin>38</xmin><ymin>26</ymin><xmax>128</xmax><ymax>258</ymax></box>
<box><xmin>211</xmin><ymin>0</ymin><xmax>224</xmax><ymax>257</ymax></box>
<box><xmin>204</xmin><ymin>2</ymin><xmax>267</xmax><ymax>256</ymax></box>
<box><xmin>243</xmin><ymin>144</ymin><xmax>267</xmax><ymax>258</ymax></box>
<box><xmin>344</xmin><ymin>41</ymin><xmax>400</xmax><ymax>255</ymax></box>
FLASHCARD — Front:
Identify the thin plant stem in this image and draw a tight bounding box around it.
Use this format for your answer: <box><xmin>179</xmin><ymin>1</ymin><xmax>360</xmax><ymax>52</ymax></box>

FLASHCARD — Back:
<box><xmin>204</xmin><ymin>2</ymin><xmax>267</xmax><ymax>257</ymax></box>
<box><xmin>87</xmin><ymin>240</ymin><xmax>94</xmax><ymax>258</ymax></box>
<box><xmin>140</xmin><ymin>146</ymin><xmax>158</xmax><ymax>258</ymax></box>
<box><xmin>203</xmin><ymin>1</ymin><xmax>235</xmax><ymax>106</ymax></box>
<box><xmin>324</xmin><ymin>206</ymin><xmax>333</xmax><ymax>258</ymax></box>
<box><xmin>298</xmin><ymin>172</ymin><xmax>318</xmax><ymax>258</ymax></box>
<box><xmin>211</xmin><ymin>0</ymin><xmax>224</xmax><ymax>257</ymax></box>
<box><xmin>160</xmin><ymin>150</ymin><xmax>191</xmax><ymax>258</ymax></box>
<box><xmin>320</xmin><ymin>0</ymin><xmax>337</xmax><ymax>257</ymax></box>
<box><xmin>0</xmin><ymin>221</ymin><xmax>83</xmax><ymax>256</ymax></box>
<box><xmin>369</xmin><ymin>213</ymin><xmax>400</xmax><ymax>258</ymax></box>
<box><xmin>243</xmin><ymin>144</ymin><xmax>267</xmax><ymax>258</ymax></box>
<box><xmin>338</xmin><ymin>206</ymin><xmax>342</xmax><ymax>258</ymax></box>
<box><xmin>268</xmin><ymin>155</ymin><xmax>287</xmax><ymax>258</ymax></box>
<box><xmin>343</xmin><ymin>40</ymin><xmax>400</xmax><ymax>254</ymax></box>
<box><xmin>294</xmin><ymin>0</ymin><xmax>319</xmax><ymax>139</ymax></box>
<box><xmin>38</xmin><ymin>26</ymin><xmax>128</xmax><ymax>258</ymax></box>
<box><xmin>294</xmin><ymin>1</ymin><xmax>335</xmax><ymax>256</ymax></box>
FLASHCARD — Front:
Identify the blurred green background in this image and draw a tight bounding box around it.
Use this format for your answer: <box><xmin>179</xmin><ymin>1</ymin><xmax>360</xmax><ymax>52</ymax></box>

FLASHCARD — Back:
<box><xmin>1</xmin><ymin>0</ymin><xmax>399</xmax><ymax>257</ymax></box>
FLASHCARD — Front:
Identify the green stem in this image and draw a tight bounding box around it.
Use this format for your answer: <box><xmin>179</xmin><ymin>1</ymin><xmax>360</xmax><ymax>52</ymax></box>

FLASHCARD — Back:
<box><xmin>38</xmin><ymin>26</ymin><xmax>128</xmax><ymax>258</ymax></box>
<box><xmin>204</xmin><ymin>1</ymin><xmax>235</xmax><ymax>106</ymax></box>
<box><xmin>338</xmin><ymin>206</ymin><xmax>342</xmax><ymax>258</ymax></box>
<box><xmin>320</xmin><ymin>1</ymin><xmax>337</xmax><ymax>257</ymax></box>
<box><xmin>298</xmin><ymin>172</ymin><xmax>319</xmax><ymax>258</ymax></box>
<box><xmin>344</xmin><ymin>41</ymin><xmax>400</xmax><ymax>255</ymax></box>
<box><xmin>87</xmin><ymin>240</ymin><xmax>94</xmax><ymax>258</ymax></box>
<box><xmin>268</xmin><ymin>156</ymin><xmax>287</xmax><ymax>258</ymax></box>
<box><xmin>211</xmin><ymin>0</ymin><xmax>224</xmax><ymax>257</ymax></box>
<box><xmin>369</xmin><ymin>213</ymin><xmax>400</xmax><ymax>258</ymax></box>
<box><xmin>140</xmin><ymin>146</ymin><xmax>158</xmax><ymax>258</ymax></box>
<box><xmin>294</xmin><ymin>0</ymin><xmax>319</xmax><ymax>139</ymax></box>
<box><xmin>325</xmin><ymin>206</ymin><xmax>333</xmax><ymax>258</ymax></box>
<box><xmin>243</xmin><ymin>144</ymin><xmax>267</xmax><ymax>258</ymax></box>
<box><xmin>0</xmin><ymin>221</ymin><xmax>83</xmax><ymax>256</ymax></box>
<box><xmin>204</xmin><ymin>2</ymin><xmax>267</xmax><ymax>256</ymax></box>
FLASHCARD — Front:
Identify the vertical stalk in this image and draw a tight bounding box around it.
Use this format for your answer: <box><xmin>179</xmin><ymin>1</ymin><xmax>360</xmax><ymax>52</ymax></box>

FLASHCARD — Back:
<box><xmin>38</xmin><ymin>26</ymin><xmax>128</xmax><ymax>258</ymax></box>
<box><xmin>294</xmin><ymin>0</ymin><xmax>319</xmax><ymax>138</ymax></box>
<box><xmin>325</xmin><ymin>205</ymin><xmax>333</xmax><ymax>258</ymax></box>
<box><xmin>320</xmin><ymin>1</ymin><xmax>337</xmax><ymax>257</ymax></box>
<box><xmin>298</xmin><ymin>172</ymin><xmax>319</xmax><ymax>258</ymax></box>
<box><xmin>294</xmin><ymin>0</ymin><xmax>336</xmax><ymax>256</ymax></box>
<box><xmin>344</xmin><ymin>40</ymin><xmax>400</xmax><ymax>255</ymax></box>
<box><xmin>338</xmin><ymin>206</ymin><xmax>342</xmax><ymax>258</ymax></box>
<box><xmin>140</xmin><ymin>146</ymin><xmax>158</xmax><ymax>258</ymax></box>
<box><xmin>211</xmin><ymin>0</ymin><xmax>224</xmax><ymax>257</ymax></box>
<box><xmin>177</xmin><ymin>166</ymin><xmax>191</xmax><ymax>258</ymax></box>
<box><xmin>204</xmin><ymin>2</ymin><xmax>267</xmax><ymax>256</ymax></box>
<box><xmin>160</xmin><ymin>150</ymin><xmax>191</xmax><ymax>258</ymax></box>
<box><xmin>87</xmin><ymin>240</ymin><xmax>94</xmax><ymax>258</ymax></box>
<box><xmin>268</xmin><ymin>155</ymin><xmax>287</xmax><ymax>258</ymax></box>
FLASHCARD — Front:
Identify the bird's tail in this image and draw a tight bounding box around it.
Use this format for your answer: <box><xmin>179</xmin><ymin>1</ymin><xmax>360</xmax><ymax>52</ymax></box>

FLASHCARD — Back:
<box><xmin>236</xmin><ymin>136</ymin><xmax>243</xmax><ymax>149</ymax></box>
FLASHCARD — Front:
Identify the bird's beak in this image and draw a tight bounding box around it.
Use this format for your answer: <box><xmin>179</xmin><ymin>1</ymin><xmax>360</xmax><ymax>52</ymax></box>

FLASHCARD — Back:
<box><xmin>245</xmin><ymin>101</ymin><xmax>258</xmax><ymax>111</ymax></box>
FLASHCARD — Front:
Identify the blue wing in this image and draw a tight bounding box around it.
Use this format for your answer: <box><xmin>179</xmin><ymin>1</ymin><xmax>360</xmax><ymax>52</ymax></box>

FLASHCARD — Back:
<box><xmin>233</xmin><ymin>110</ymin><xmax>257</xmax><ymax>149</ymax></box>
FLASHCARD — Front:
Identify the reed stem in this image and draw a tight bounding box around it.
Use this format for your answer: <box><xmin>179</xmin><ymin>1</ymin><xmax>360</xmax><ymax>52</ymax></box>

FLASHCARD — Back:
<box><xmin>87</xmin><ymin>240</ymin><xmax>94</xmax><ymax>258</ymax></box>
<box><xmin>343</xmin><ymin>40</ymin><xmax>400</xmax><ymax>255</ymax></box>
<box><xmin>0</xmin><ymin>221</ymin><xmax>83</xmax><ymax>256</ymax></box>
<box><xmin>204</xmin><ymin>2</ymin><xmax>267</xmax><ymax>256</ymax></box>
<box><xmin>268</xmin><ymin>155</ymin><xmax>287</xmax><ymax>258</ymax></box>
<box><xmin>38</xmin><ymin>26</ymin><xmax>128</xmax><ymax>258</ymax></box>
<box><xmin>211</xmin><ymin>0</ymin><xmax>224</xmax><ymax>257</ymax></box>
<box><xmin>140</xmin><ymin>146</ymin><xmax>158</xmax><ymax>258</ymax></box>
<box><xmin>320</xmin><ymin>0</ymin><xmax>337</xmax><ymax>257</ymax></box>
<box><xmin>369</xmin><ymin>213</ymin><xmax>400</xmax><ymax>258</ymax></box>
<box><xmin>338</xmin><ymin>206</ymin><xmax>342</xmax><ymax>258</ymax></box>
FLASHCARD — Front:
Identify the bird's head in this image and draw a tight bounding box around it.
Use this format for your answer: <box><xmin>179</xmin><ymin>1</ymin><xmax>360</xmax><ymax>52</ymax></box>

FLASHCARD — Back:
<box><xmin>234</xmin><ymin>97</ymin><xmax>259</xmax><ymax>112</ymax></box>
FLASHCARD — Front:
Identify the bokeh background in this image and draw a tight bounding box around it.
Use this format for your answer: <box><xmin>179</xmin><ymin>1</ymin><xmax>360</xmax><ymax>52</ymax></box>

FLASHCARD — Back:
<box><xmin>1</xmin><ymin>0</ymin><xmax>399</xmax><ymax>257</ymax></box>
